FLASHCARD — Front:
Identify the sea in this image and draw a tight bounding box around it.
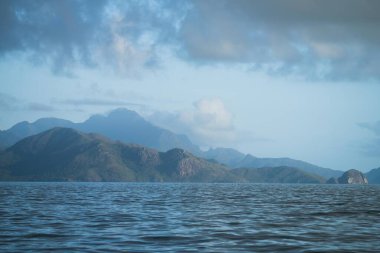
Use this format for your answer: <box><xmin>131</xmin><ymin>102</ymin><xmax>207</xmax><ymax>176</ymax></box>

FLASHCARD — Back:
<box><xmin>1</xmin><ymin>182</ymin><xmax>380</xmax><ymax>252</ymax></box>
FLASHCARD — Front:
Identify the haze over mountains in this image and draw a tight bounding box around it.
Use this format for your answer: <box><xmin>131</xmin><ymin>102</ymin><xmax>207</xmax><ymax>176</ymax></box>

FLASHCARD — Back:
<box><xmin>0</xmin><ymin>108</ymin><xmax>378</xmax><ymax>182</ymax></box>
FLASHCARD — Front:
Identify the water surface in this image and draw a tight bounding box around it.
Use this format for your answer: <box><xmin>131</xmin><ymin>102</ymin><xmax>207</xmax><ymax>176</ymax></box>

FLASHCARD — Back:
<box><xmin>1</xmin><ymin>183</ymin><xmax>380</xmax><ymax>252</ymax></box>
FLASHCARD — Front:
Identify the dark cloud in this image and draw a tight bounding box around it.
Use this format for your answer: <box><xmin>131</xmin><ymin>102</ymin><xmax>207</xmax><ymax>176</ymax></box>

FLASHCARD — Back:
<box><xmin>0</xmin><ymin>0</ymin><xmax>107</xmax><ymax>74</ymax></box>
<box><xmin>0</xmin><ymin>0</ymin><xmax>184</xmax><ymax>75</ymax></box>
<box><xmin>179</xmin><ymin>0</ymin><xmax>380</xmax><ymax>81</ymax></box>
<box><xmin>2</xmin><ymin>0</ymin><xmax>380</xmax><ymax>81</ymax></box>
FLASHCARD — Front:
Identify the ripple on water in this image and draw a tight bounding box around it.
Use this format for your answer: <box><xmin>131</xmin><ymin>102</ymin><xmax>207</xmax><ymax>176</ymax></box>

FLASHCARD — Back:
<box><xmin>0</xmin><ymin>182</ymin><xmax>380</xmax><ymax>252</ymax></box>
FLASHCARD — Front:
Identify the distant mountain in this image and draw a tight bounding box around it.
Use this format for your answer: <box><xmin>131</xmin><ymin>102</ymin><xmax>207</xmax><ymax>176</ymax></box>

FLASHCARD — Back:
<box><xmin>231</xmin><ymin>166</ymin><xmax>325</xmax><ymax>184</ymax></box>
<box><xmin>76</xmin><ymin>109</ymin><xmax>201</xmax><ymax>154</ymax></box>
<box><xmin>0</xmin><ymin>128</ymin><xmax>233</xmax><ymax>182</ymax></box>
<box><xmin>202</xmin><ymin>147</ymin><xmax>246</xmax><ymax>166</ymax></box>
<box><xmin>0</xmin><ymin>128</ymin><xmax>327</xmax><ymax>183</ymax></box>
<box><xmin>235</xmin><ymin>154</ymin><xmax>343</xmax><ymax>179</ymax></box>
<box><xmin>0</xmin><ymin>108</ymin><xmax>341</xmax><ymax>180</ymax></box>
<box><xmin>200</xmin><ymin>148</ymin><xmax>340</xmax><ymax>180</ymax></box>
<box><xmin>0</xmin><ymin>109</ymin><xmax>201</xmax><ymax>154</ymax></box>
<box><xmin>366</xmin><ymin>167</ymin><xmax>380</xmax><ymax>184</ymax></box>
<box><xmin>0</xmin><ymin>118</ymin><xmax>74</xmax><ymax>147</ymax></box>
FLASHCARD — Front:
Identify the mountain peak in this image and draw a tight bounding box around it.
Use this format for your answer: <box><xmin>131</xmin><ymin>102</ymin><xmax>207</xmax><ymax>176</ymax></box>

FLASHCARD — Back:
<box><xmin>107</xmin><ymin>108</ymin><xmax>142</xmax><ymax>121</ymax></box>
<box><xmin>86</xmin><ymin>108</ymin><xmax>144</xmax><ymax>124</ymax></box>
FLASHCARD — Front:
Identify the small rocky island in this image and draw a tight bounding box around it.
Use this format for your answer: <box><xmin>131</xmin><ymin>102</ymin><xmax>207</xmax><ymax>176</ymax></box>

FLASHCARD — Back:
<box><xmin>327</xmin><ymin>169</ymin><xmax>368</xmax><ymax>184</ymax></box>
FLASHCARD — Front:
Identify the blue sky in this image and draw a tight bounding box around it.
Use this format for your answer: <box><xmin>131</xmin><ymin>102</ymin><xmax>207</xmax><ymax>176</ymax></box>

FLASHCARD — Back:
<box><xmin>1</xmin><ymin>0</ymin><xmax>380</xmax><ymax>171</ymax></box>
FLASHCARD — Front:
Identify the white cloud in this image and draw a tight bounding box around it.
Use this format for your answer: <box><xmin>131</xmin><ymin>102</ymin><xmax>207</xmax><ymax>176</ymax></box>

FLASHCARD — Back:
<box><xmin>149</xmin><ymin>98</ymin><xmax>243</xmax><ymax>147</ymax></box>
<box><xmin>180</xmin><ymin>98</ymin><xmax>235</xmax><ymax>141</ymax></box>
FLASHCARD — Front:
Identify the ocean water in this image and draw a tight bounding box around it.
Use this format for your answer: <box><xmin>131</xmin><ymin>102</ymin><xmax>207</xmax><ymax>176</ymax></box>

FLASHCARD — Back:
<box><xmin>1</xmin><ymin>183</ymin><xmax>380</xmax><ymax>252</ymax></box>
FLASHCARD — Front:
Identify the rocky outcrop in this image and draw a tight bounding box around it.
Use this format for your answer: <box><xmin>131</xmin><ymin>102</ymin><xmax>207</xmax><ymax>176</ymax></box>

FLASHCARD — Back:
<box><xmin>337</xmin><ymin>169</ymin><xmax>368</xmax><ymax>184</ymax></box>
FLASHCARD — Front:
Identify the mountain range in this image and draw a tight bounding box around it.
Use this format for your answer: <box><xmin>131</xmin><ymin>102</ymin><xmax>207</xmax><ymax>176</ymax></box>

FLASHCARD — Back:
<box><xmin>0</xmin><ymin>109</ymin><xmax>200</xmax><ymax>154</ymax></box>
<box><xmin>0</xmin><ymin>108</ymin><xmax>344</xmax><ymax>180</ymax></box>
<box><xmin>0</xmin><ymin>127</ymin><xmax>326</xmax><ymax>183</ymax></box>
<box><xmin>203</xmin><ymin>148</ymin><xmax>342</xmax><ymax>179</ymax></box>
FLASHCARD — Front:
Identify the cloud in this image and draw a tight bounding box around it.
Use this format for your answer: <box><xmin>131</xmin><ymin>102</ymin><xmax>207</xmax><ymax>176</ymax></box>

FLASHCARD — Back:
<box><xmin>179</xmin><ymin>0</ymin><xmax>380</xmax><ymax>81</ymax></box>
<box><xmin>149</xmin><ymin>98</ymin><xmax>249</xmax><ymax>147</ymax></box>
<box><xmin>2</xmin><ymin>0</ymin><xmax>380</xmax><ymax>81</ymax></box>
<box><xmin>0</xmin><ymin>0</ymin><xmax>185</xmax><ymax>75</ymax></box>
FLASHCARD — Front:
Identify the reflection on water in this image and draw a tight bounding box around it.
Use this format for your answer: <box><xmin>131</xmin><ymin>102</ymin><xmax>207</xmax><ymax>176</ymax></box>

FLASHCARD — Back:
<box><xmin>1</xmin><ymin>182</ymin><xmax>380</xmax><ymax>252</ymax></box>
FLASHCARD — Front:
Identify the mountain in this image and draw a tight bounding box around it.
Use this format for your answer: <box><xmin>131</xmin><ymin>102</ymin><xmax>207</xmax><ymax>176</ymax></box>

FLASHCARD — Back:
<box><xmin>235</xmin><ymin>154</ymin><xmax>343</xmax><ymax>179</ymax></box>
<box><xmin>200</xmin><ymin>148</ymin><xmax>341</xmax><ymax>180</ymax></box>
<box><xmin>337</xmin><ymin>169</ymin><xmax>368</xmax><ymax>184</ymax></box>
<box><xmin>231</xmin><ymin>166</ymin><xmax>325</xmax><ymax>184</ymax></box>
<box><xmin>0</xmin><ymin>128</ymin><xmax>233</xmax><ymax>182</ymax></box>
<box><xmin>202</xmin><ymin>147</ymin><xmax>246</xmax><ymax>166</ymax></box>
<box><xmin>76</xmin><ymin>109</ymin><xmax>201</xmax><ymax>154</ymax></box>
<box><xmin>0</xmin><ymin>128</ymin><xmax>326</xmax><ymax>183</ymax></box>
<box><xmin>366</xmin><ymin>167</ymin><xmax>380</xmax><ymax>184</ymax></box>
<box><xmin>0</xmin><ymin>109</ymin><xmax>201</xmax><ymax>154</ymax></box>
<box><xmin>0</xmin><ymin>108</ymin><xmax>340</xmax><ymax>179</ymax></box>
<box><xmin>0</xmin><ymin>118</ymin><xmax>74</xmax><ymax>147</ymax></box>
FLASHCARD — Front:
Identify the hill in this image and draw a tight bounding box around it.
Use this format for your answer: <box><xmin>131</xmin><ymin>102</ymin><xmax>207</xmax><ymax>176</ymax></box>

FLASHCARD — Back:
<box><xmin>0</xmin><ymin>128</ymin><xmax>232</xmax><ymax>182</ymax></box>
<box><xmin>231</xmin><ymin>166</ymin><xmax>325</xmax><ymax>184</ymax></box>
<box><xmin>0</xmin><ymin>128</ymin><xmax>327</xmax><ymax>183</ymax></box>
<box><xmin>202</xmin><ymin>149</ymin><xmax>342</xmax><ymax>179</ymax></box>
<box><xmin>0</xmin><ymin>108</ymin><xmax>341</xmax><ymax>179</ymax></box>
<box><xmin>235</xmin><ymin>154</ymin><xmax>342</xmax><ymax>179</ymax></box>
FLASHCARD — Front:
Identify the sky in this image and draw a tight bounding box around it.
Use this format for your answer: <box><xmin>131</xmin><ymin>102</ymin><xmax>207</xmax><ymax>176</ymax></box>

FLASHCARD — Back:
<box><xmin>1</xmin><ymin>0</ymin><xmax>380</xmax><ymax>171</ymax></box>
